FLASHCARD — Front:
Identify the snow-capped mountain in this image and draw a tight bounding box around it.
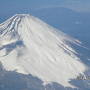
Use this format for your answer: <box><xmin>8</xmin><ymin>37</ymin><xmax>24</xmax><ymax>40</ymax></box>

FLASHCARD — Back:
<box><xmin>0</xmin><ymin>14</ymin><xmax>87</xmax><ymax>88</ymax></box>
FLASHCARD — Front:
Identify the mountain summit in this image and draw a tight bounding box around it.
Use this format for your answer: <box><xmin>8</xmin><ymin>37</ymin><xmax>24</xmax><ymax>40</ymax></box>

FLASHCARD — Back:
<box><xmin>0</xmin><ymin>14</ymin><xmax>87</xmax><ymax>87</ymax></box>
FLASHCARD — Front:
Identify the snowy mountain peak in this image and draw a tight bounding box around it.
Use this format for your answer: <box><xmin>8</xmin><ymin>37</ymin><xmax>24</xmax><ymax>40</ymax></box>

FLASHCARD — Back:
<box><xmin>0</xmin><ymin>14</ymin><xmax>87</xmax><ymax>87</ymax></box>
<box><xmin>0</xmin><ymin>14</ymin><xmax>30</xmax><ymax>46</ymax></box>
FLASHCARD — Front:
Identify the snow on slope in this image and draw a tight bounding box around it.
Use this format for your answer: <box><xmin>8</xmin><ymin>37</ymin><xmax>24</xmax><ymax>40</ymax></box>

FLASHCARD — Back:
<box><xmin>0</xmin><ymin>14</ymin><xmax>87</xmax><ymax>87</ymax></box>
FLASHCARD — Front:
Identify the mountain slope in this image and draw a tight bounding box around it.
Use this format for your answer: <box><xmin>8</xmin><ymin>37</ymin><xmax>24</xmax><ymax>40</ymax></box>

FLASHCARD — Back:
<box><xmin>0</xmin><ymin>14</ymin><xmax>87</xmax><ymax>87</ymax></box>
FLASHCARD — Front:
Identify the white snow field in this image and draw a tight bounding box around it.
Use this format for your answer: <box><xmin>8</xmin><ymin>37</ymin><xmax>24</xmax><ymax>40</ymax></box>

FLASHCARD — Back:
<box><xmin>0</xmin><ymin>14</ymin><xmax>87</xmax><ymax>87</ymax></box>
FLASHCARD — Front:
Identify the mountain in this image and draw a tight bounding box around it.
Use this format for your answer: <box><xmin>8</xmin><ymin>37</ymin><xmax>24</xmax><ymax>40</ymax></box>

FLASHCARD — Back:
<box><xmin>31</xmin><ymin>7</ymin><xmax>90</xmax><ymax>66</ymax></box>
<box><xmin>0</xmin><ymin>14</ymin><xmax>88</xmax><ymax>89</ymax></box>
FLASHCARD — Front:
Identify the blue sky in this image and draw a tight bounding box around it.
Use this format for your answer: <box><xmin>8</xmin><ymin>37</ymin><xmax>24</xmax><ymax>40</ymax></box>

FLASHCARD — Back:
<box><xmin>0</xmin><ymin>0</ymin><xmax>90</xmax><ymax>22</ymax></box>
<box><xmin>0</xmin><ymin>0</ymin><xmax>90</xmax><ymax>14</ymax></box>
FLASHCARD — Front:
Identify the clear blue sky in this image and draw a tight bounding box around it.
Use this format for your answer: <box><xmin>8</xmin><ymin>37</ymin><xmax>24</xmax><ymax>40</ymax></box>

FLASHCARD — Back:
<box><xmin>0</xmin><ymin>0</ymin><xmax>90</xmax><ymax>14</ymax></box>
<box><xmin>0</xmin><ymin>0</ymin><xmax>90</xmax><ymax>22</ymax></box>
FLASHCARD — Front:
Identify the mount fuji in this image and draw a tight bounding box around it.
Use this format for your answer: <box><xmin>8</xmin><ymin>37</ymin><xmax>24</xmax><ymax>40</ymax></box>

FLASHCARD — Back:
<box><xmin>0</xmin><ymin>14</ymin><xmax>88</xmax><ymax>89</ymax></box>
